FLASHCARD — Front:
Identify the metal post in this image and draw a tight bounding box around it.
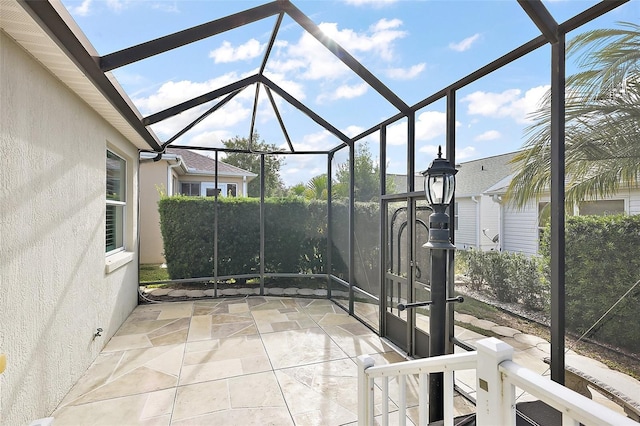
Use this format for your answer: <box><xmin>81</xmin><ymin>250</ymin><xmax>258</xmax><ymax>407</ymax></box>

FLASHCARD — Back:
<box><xmin>214</xmin><ymin>151</ymin><xmax>219</xmax><ymax>297</ymax></box>
<box><xmin>259</xmin><ymin>154</ymin><xmax>265</xmax><ymax>295</ymax></box>
<box><xmin>327</xmin><ymin>152</ymin><xmax>333</xmax><ymax>299</ymax></box>
<box><xmin>379</xmin><ymin>125</ymin><xmax>387</xmax><ymax>332</ymax></box>
<box><xmin>429</xmin><ymin>247</ymin><xmax>447</xmax><ymax>422</ymax></box>
<box><xmin>550</xmin><ymin>34</ymin><xmax>566</xmax><ymax>385</ymax></box>
<box><xmin>349</xmin><ymin>142</ymin><xmax>355</xmax><ymax>314</ymax></box>
<box><xmin>445</xmin><ymin>89</ymin><xmax>457</xmax><ymax>355</ymax></box>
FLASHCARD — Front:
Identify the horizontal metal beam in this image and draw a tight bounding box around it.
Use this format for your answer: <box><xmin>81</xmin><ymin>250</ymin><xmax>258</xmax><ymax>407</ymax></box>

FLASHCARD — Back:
<box><xmin>518</xmin><ymin>0</ymin><xmax>559</xmax><ymax>43</ymax></box>
<box><xmin>143</xmin><ymin>74</ymin><xmax>260</xmax><ymax>126</ymax></box>
<box><xmin>19</xmin><ymin>0</ymin><xmax>162</xmax><ymax>151</ymax></box>
<box><xmin>166</xmin><ymin>144</ymin><xmax>332</xmax><ymax>156</ymax></box>
<box><xmin>283</xmin><ymin>1</ymin><xmax>409</xmax><ymax>113</ymax></box>
<box><xmin>559</xmin><ymin>0</ymin><xmax>629</xmax><ymax>34</ymax></box>
<box><xmin>260</xmin><ymin>75</ymin><xmax>352</xmax><ymax>145</ymax></box>
<box><xmin>99</xmin><ymin>1</ymin><xmax>283</xmax><ymax>71</ymax></box>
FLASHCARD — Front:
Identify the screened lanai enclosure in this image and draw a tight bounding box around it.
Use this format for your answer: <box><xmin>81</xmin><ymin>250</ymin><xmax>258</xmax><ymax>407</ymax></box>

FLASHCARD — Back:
<box><xmin>24</xmin><ymin>0</ymin><xmax>635</xmax><ymax>387</ymax></box>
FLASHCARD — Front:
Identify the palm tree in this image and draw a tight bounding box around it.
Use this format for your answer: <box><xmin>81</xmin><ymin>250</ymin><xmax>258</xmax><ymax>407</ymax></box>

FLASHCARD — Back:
<box><xmin>305</xmin><ymin>174</ymin><xmax>329</xmax><ymax>200</ymax></box>
<box><xmin>507</xmin><ymin>22</ymin><xmax>640</xmax><ymax>208</ymax></box>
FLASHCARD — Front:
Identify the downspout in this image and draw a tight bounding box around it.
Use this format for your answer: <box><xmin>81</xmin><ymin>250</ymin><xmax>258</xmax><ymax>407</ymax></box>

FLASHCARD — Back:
<box><xmin>492</xmin><ymin>194</ymin><xmax>503</xmax><ymax>251</ymax></box>
<box><xmin>167</xmin><ymin>157</ymin><xmax>182</xmax><ymax>196</ymax></box>
<box><xmin>471</xmin><ymin>196</ymin><xmax>480</xmax><ymax>249</ymax></box>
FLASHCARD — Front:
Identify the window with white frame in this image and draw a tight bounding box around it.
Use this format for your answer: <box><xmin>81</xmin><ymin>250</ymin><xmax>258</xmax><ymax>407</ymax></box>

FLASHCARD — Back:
<box><xmin>106</xmin><ymin>150</ymin><xmax>126</xmax><ymax>254</ymax></box>
<box><xmin>180</xmin><ymin>182</ymin><xmax>200</xmax><ymax>196</ymax></box>
<box><xmin>578</xmin><ymin>200</ymin><xmax>624</xmax><ymax>216</ymax></box>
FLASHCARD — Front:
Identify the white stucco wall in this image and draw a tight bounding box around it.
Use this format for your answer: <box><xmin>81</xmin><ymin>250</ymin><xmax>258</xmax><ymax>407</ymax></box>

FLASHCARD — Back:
<box><xmin>0</xmin><ymin>32</ymin><xmax>140</xmax><ymax>424</ymax></box>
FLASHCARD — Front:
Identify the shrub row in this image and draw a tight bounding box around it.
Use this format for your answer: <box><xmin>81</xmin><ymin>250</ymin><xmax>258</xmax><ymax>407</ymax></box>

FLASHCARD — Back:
<box><xmin>459</xmin><ymin>214</ymin><xmax>639</xmax><ymax>353</ymax></box>
<box><xmin>158</xmin><ymin>197</ymin><xmax>380</xmax><ymax>295</ymax></box>
<box><xmin>458</xmin><ymin>249</ymin><xmax>550</xmax><ymax>311</ymax></box>
<box><xmin>544</xmin><ymin>214</ymin><xmax>640</xmax><ymax>352</ymax></box>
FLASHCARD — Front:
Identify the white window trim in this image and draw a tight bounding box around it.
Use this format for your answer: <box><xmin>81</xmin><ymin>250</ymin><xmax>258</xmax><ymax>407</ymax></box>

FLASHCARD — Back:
<box><xmin>105</xmin><ymin>148</ymin><xmax>133</xmax><ymax>272</ymax></box>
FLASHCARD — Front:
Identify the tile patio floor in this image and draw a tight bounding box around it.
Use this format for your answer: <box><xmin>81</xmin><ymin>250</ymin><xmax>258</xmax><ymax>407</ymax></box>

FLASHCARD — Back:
<box><xmin>49</xmin><ymin>296</ymin><xmax>638</xmax><ymax>425</ymax></box>
<box><xmin>50</xmin><ymin>297</ymin><xmax>475</xmax><ymax>425</ymax></box>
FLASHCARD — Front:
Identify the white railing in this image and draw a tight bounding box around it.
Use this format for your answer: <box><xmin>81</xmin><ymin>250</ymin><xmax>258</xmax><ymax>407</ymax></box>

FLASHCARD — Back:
<box><xmin>357</xmin><ymin>337</ymin><xmax>637</xmax><ymax>426</ymax></box>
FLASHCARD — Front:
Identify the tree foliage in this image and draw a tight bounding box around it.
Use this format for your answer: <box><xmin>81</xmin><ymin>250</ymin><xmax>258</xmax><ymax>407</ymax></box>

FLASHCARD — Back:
<box><xmin>507</xmin><ymin>22</ymin><xmax>640</xmax><ymax>208</ymax></box>
<box><xmin>334</xmin><ymin>142</ymin><xmax>395</xmax><ymax>201</ymax></box>
<box><xmin>222</xmin><ymin>133</ymin><xmax>285</xmax><ymax>197</ymax></box>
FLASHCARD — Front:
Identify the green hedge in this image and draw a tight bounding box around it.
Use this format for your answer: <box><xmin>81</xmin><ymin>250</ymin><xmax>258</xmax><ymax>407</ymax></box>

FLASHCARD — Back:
<box><xmin>542</xmin><ymin>215</ymin><xmax>640</xmax><ymax>352</ymax></box>
<box><xmin>158</xmin><ymin>197</ymin><xmax>380</xmax><ymax>288</ymax></box>
<box><xmin>458</xmin><ymin>249</ymin><xmax>549</xmax><ymax>311</ymax></box>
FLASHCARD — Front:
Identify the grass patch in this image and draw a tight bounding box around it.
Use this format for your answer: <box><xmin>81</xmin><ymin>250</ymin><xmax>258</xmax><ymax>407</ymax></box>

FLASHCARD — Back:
<box><xmin>139</xmin><ymin>264</ymin><xmax>170</xmax><ymax>283</ymax></box>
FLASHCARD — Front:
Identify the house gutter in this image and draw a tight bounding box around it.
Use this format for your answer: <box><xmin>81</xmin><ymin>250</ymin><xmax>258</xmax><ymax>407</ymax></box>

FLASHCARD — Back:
<box><xmin>167</xmin><ymin>157</ymin><xmax>183</xmax><ymax>196</ymax></box>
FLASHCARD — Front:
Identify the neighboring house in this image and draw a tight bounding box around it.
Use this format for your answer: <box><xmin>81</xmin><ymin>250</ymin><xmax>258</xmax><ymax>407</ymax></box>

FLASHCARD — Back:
<box><xmin>139</xmin><ymin>148</ymin><xmax>256</xmax><ymax>264</ymax></box>
<box><xmin>1</xmin><ymin>4</ymin><xmax>158</xmax><ymax>424</ymax></box>
<box><xmin>454</xmin><ymin>152</ymin><xmax>519</xmax><ymax>251</ymax></box>
<box><xmin>485</xmin><ymin>175</ymin><xmax>640</xmax><ymax>256</ymax></box>
<box><xmin>388</xmin><ymin>153</ymin><xmax>520</xmax><ymax>252</ymax></box>
<box><xmin>390</xmin><ymin>151</ymin><xmax>640</xmax><ymax>256</ymax></box>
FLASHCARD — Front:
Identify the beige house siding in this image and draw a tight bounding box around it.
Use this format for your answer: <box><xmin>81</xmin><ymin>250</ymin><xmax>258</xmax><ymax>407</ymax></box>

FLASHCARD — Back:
<box><xmin>0</xmin><ymin>32</ymin><xmax>140</xmax><ymax>424</ymax></box>
<box><xmin>140</xmin><ymin>161</ymin><xmax>170</xmax><ymax>264</ymax></box>
<box><xmin>139</xmin><ymin>157</ymin><xmax>251</xmax><ymax>265</ymax></box>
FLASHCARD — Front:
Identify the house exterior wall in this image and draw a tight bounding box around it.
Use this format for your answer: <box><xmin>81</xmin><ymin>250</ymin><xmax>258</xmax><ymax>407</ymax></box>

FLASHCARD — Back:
<box><xmin>500</xmin><ymin>189</ymin><xmax>640</xmax><ymax>257</ymax></box>
<box><xmin>179</xmin><ymin>175</ymin><xmax>246</xmax><ymax>196</ymax></box>
<box><xmin>501</xmin><ymin>199</ymin><xmax>540</xmax><ymax>256</ymax></box>
<box><xmin>140</xmin><ymin>160</ymin><xmax>169</xmax><ymax>264</ymax></box>
<box><xmin>455</xmin><ymin>198</ymin><xmax>478</xmax><ymax>250</ymax></box>
<box><xmin>0</xmin><ymin>32</ymin><xmax>140</xmax><ymax>424</ymax></box>
<box><xmin>479</xmin><ymin>196</ymin><xmax>501</xmax><ymax>251</ymax></box>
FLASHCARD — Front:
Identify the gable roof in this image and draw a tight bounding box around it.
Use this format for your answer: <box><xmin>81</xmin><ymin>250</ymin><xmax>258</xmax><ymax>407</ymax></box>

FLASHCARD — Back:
<box><xmin>455</xmin><ymin>151</ymin><xmax>520</xmax><ymax>197</ymax></box>
<box><xmin>165</xmin><ymin>148</ymin><xmax>257</xmax><ymax>178</ymax></box>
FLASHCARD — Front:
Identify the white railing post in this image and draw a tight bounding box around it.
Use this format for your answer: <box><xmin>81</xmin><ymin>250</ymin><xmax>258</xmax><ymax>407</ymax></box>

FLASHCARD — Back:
<box><xmin>357</xmin><ymin>355</ymin><xmax>376</xmax><ymax>426</ymax></box>
<box><xmin>476</xmin><ymin>338</ymin><xmax>516</xmax><ymax>426</ymax></box>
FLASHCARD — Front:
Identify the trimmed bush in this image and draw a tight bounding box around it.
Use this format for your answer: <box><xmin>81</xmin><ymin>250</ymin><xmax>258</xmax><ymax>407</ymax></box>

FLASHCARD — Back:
<box><xmin>458</xmin><ymin>249</ymin><xmax>549</xmax><ymax>310</ymax></box>
<box><xmin>158</xmin><ymin>197</ymin><xmax>379</xmax><ymax>290</ymax></box>
<box><xmin>542</xmin><ymin>214</ymin><xmax>640</xmax><ymax>352</ymax></box>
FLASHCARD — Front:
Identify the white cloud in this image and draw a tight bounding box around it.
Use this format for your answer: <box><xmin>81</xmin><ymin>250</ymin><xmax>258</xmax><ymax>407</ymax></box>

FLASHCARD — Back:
<box><xmin>474</xmin><ymin>130</ymin><xmax>501</xmax><ymax>141</ymax></box>
<box><xmin>152</xmin><ymin>2</ymin><xmax>179</xmax><ymax>13</ymax></box>
<box><xmin>209</xmin><ymin>39</ymin><xmax>264</xmax><ymax>63</ymax></box>
<box><xmin>268</xmin><ymin>19</ymin><xmax>407</xmax><ymax>81</ymax></box>
<box><xmin>344</xmin><ymin>0</ymin><xmax>399</xmax><ymax>6</ymax></box>
<box><xmin>262</xmin><ymin>71</ymin><xmax>306</xmax><ymax>101</ymax></box>
<box><xmin>386</xmin><ymin>111</ymin><xmax>454</xmax><ymax>146</ymax></box>
<box><xmin>461</xmin><ymin>85</ymin><xmax>549</xmax><ymax>124</ymax></box>
<box><xmin>317</xmin><ymin>83</ymin><xmax>368</xmax><ymax>103</ymax></box>
<box><xmin>449</xmin><ymin>33</ymin><xmax>481</xmax><ymax>52</ymax></box>
<box><xmin>68</xmin><ymin>0</ymin><xmax>92</xmax><ymax>16</ymax></box>
<box><xmin>456</xmin><ymin>146</ymin><xmax>477</xmax><ymax>160</ymax></box>
<box><xmin>183</xmin><ymin>131</ymin><xmax>229</xmax><ymax>148</ymax></box>
<box><xmin>106</xmin><ymin>0</ymin><xmax>127</xmax><ymax>12</ymax></box>
<box><xmin>386</xmin><ymin>63</ymin><xmax>426</xmax><ymax>80</ymax></box>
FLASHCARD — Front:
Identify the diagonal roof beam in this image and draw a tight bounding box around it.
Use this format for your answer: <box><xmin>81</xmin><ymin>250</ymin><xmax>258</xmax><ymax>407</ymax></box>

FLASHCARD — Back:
<box><xmin>162</xmin><ymin>88</ymin><xmax>244</xmax><ymax>148</ymax></box>
<box><xmin>260</xmin><ymin>12</ymin><xmax>284</xmax><ymax>75</ymax></box>
<box><xmin>261</xmin><ymin>76</ymin><xmax>351</xmax><ymax>145</ymax></box>
<box><xmin>282</xmin><ymin>1</ymin><xmax>409</xmax><ymax>113</ymax></box>
<box><xmin>264</xmin><ymin>86</ymin><xmax>295</xmax><ymax>152</ymax></box>
<box><xmin>143</xmin><ymin>74</ymin><xmax>260</xmax><ymax>126</ymax></box>
<box><xmin>99</xmin><ymin>1</ymin><xmax>283</xmax><ymax>71</ymax></box>
<box><xmin>518</xmin><ymin>0</ymin><xmax>559</xmax><ymax>43</ymax></box>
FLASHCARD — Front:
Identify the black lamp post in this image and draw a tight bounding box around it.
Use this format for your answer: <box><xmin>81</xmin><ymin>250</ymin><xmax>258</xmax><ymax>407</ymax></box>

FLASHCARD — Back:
<box><xmin>423</xmin><ymin>146</ymin><xmax>457</xmax><ymax>422</ymax></box>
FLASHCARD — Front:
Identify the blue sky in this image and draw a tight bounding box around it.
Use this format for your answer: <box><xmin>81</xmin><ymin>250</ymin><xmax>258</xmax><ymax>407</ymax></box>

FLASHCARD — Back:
<box><xmin>61</xmin><ymin>0</ymin><xmax>637</xmax><ymax>187</ymax></box>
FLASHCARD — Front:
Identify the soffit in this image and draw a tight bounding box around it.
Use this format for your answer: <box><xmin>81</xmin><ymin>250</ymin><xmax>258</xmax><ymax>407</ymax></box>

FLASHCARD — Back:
<box><xmin>0</xmin><ymin>1</ymin><xmax>157</xmax><ymax>150</ymax></box>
